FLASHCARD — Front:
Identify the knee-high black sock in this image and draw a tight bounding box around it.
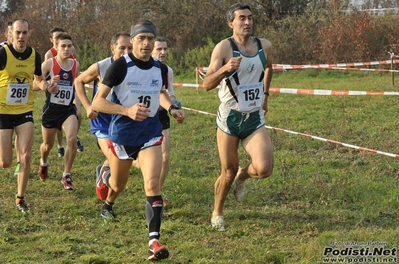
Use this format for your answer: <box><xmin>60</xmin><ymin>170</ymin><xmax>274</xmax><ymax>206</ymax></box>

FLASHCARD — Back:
<box><xmin>145</xmin><ymin>195</ymin><xmax>163</xmax><ymax>240</ymax></box>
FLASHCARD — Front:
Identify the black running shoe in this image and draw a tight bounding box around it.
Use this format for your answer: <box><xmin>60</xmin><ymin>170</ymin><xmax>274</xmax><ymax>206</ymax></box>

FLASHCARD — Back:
<box><xmin>77</xmin><ymin>137</ymin><xmax>84</xmax><ymax>152</ymax></box>
<box><xmin>16</xmin><ymin>199</ymin><xmax>29</xmax><ymax>214</ymax></box>
<box><xmin>101</xmin><ymin>203</ymin><xmax>116</xmax><ymax>219</ymax></box>
<box><xmin>57</xmin><ymin>147</ymin><xmax>65</xmax><ymax>157</ymax></box>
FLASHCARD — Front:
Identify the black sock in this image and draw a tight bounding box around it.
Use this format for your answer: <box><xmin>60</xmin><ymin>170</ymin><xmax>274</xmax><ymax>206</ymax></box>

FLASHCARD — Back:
<box><xmin>145</xmin><ymin>195</ymin><xmax>163</xmax><ymax>240</ymax></box>
<box><xmin>104</xmin><ymin>200</ymin><xmax>114</xmax><ymax>210</ymax></box>
<box><xmin>16</xmin><ymin>195</ymin><xmax>24</xmax><ymax>204</ymax></box>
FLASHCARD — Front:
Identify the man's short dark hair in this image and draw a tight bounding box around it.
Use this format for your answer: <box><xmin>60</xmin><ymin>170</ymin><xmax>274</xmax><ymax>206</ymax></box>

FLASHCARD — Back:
<box><xmin>110</xmin><ymin>32</ymin><xmax>130</xmax><ymax>46</ymax></box>
<box><xmin>4</xmin><ymin>21</ymin><xmax>12</xmax><ymax>32</ymax></box>
<box><xmin>226</xmin><ymin>3</ymin><xmax>252</xmax><ymax>22</ymax></box>
<box><xmin>155</xmin><ymin>37</ymin><xmax>167</xmax><ymax>43</ymax></box>
<box><xmin>12</xmin><ymin>19</ymin><xmax>30</xmax><ymax>30</ymax></box>
<box><xmin>55</xmin><ymin>32</ymin><xmax>72</xmax><ymax>44</ymax></box>
<box><xmin>49</xmin><ymin>27</ymin><xmax>65</xmax><ymax>36</ymax></box>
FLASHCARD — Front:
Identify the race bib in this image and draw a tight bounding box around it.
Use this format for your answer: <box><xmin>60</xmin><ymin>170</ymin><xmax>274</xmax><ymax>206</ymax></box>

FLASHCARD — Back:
<box><xmin>128</xmin><ymin>89</ymin><xmax>160</xmax><ymax>117</ymax></box>
<box><xmin>237</xmin><ymin>82</ymin><xmax>263</xmax><ymax>111</ymax></box>
<box><xmin>6</xmin><ymin>83</ymin><xmax>29</xmax><ymax>104</ymax></box>
<box><xmin>112</xmin><ymin>142</ymin><xmax>129</xmax><ymax>160</ymax></box>
<box><xmin>50</xmin><ymin>85</ymin><xmax>74</xmax><ymax>106</ymax></box>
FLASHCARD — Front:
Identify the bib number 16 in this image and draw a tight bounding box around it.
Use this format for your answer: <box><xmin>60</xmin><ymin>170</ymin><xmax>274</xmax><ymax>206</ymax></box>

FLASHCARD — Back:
<box><xmin>138</xmin><ymin>95</ymin><xmax>151</xmax><ymax>107</ymax></box>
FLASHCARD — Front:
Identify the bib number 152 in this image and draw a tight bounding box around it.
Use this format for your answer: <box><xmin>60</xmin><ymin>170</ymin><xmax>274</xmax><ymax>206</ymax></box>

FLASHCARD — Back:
<box><xmin>243</xmin><ymin>88</ymin><xmax>260</xmax><ymax>101</ymax></box>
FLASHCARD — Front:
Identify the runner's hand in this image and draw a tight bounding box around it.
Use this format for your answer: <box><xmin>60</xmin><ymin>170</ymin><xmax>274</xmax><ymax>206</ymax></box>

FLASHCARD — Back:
<box><xmin>127</xmin><ymin>103</ymin><xmax>150</xmax><ymax>121</ymax></box>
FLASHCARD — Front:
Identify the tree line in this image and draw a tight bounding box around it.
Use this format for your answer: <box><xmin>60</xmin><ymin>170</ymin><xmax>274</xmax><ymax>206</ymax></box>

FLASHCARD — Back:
<box><xmin>1</xmin><ymin>0</ymin><xmax>399</xmax><ymax>75</ymax></box>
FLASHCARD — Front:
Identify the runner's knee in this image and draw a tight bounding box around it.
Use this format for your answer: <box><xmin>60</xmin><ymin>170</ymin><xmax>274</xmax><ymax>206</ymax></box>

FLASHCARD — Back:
<box><xmin>66</xmin><ymin>136</ymin><xmax>77</xmax><ymax>147</ymax></box>
<box><xmin>257</xmin><ymin>165</ymin><xmax>273</xmax><ymax>178</ymax></box>
<box><xmin>111</xmin><ymin>182</ymin><xmax>127</xmax><ymax>194</ymax></box>
<box><xmin>42</xmin><ymin>142</ymin><xmax>55</xmax><ymax>152</ymax></box>
<box><xmin>144</xmin><ymin>178</ymin><xmax>161</xmax><ymax>194</ymax></box>
<box><xmin>0</xmin><ymin>159</ymin><xmax>12</xmax><ymax>168</ymax></box>
<box><xmin>162</xmin><ymin>151</ymin><xmax>170</xmax><ymax>163</ymax></box>
<box><xmin>220</xmin><ymin>168</ymin><xmax>238</xmax><ymax>182</ymax></box>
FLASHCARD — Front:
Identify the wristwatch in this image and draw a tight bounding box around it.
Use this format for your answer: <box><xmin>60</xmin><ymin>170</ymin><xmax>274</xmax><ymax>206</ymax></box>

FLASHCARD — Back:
<box><xmin>168</xmin><ymin>104</ymin><xmax>179</xmax><ymax>115</ymax></box>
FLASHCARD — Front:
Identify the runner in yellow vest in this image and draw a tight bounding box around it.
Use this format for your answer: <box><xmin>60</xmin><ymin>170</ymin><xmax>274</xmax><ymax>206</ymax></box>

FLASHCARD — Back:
<box><xmin>0</xmin><ymin>19</ymin><xmax>59</xmax><ymax>213</ymax></box>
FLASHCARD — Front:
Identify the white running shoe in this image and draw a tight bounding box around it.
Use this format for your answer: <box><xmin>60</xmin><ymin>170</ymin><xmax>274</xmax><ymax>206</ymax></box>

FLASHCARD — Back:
<box><xmin>234</xmin><ymin>180</ymin><xmax>246</xmax><ymax>202</ymax></box>
<box><xmin>211</xmin><ymin>216</ymin><xmax>225</xmax><ymax>231</ymax></box>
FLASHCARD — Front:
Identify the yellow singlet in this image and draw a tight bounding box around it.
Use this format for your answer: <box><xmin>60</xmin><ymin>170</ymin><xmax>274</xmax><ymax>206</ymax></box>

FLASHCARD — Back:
<box><xmin>0</xmin><ymin>45</ymin><xmax>36</xmax><ymax>114</ymax></box>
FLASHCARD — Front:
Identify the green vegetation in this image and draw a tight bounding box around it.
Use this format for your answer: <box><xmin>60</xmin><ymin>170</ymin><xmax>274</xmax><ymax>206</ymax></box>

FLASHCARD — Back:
<box><xmin>1</xmin><ymin>70</ymin><xmax>399</xmax><ymax>263</ymax></box>
<box><xmin>4</xmin><ymin>1</ymin><xmax>399</xmax><ymax>75</ymax></box>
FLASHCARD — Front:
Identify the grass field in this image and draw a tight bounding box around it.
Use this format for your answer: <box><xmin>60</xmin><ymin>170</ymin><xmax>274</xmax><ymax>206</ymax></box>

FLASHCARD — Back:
<box><xmin>1</xmin><ymin>70</ymin><xmax>399</xmax><ymax>263</ymax></box>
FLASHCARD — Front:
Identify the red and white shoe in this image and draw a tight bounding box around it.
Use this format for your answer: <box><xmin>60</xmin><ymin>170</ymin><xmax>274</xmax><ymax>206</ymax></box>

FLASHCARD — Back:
<box><xmin>61</xmin><ymin>174</ymin><xmax>74</xmax><ymax>190</ymax></box>
<box><xmin>148</xmin><ymin>240</ymin><xmax>169</xmax><ymax>260</ymax></box>
<box><xmin>95</xmin><ymin>164</ymin><xmax>109</xmax><ymax>200</ymax></box>
<box><xmin>38</xmin><ymin>164</ymin><xmax>48</xmax><ymax>181</ymax></box>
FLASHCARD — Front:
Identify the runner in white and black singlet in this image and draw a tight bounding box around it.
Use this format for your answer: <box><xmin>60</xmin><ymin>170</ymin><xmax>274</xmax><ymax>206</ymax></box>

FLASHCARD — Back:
<box><xmin>203</xmin><ymin>3</ymin><xmax>274</xmax><ymax>232</ymax></box>
<box><xmin>92</xmin><ymin>19</ymin><xmax>185</xmax><ymax>261</ymax></box>
<box><xmin>74</xmin><ymin>32</ymin><xmax>133</xmax><ymax>201</ymax></box>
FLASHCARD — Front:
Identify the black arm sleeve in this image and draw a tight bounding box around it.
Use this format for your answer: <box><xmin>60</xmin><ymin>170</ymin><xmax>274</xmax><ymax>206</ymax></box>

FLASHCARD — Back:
<box><xmin>0</xmin><ymin>48</ymin><xmax>6</xmax><ymax>70</ymax></box>
<box><xmin>34</xmin><ymin>51</ymin><xmax>42</xmax><ymax>76</ymax></box>
<box><xmin>102</xmin><ymin>57</ymin><xmax>127</xmax><ymax>88</ymax></box>
<box><xmin>160</xmin><ymin>63</ymin><xmax>168</xmax><ymax>89</ymax></box>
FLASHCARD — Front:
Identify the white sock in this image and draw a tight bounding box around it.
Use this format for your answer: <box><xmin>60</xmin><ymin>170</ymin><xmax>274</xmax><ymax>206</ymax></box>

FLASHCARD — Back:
<box><xmin>149</xmin><ymin>238</ymin><xmax>158</xmax><ymax>246</ymax></box>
